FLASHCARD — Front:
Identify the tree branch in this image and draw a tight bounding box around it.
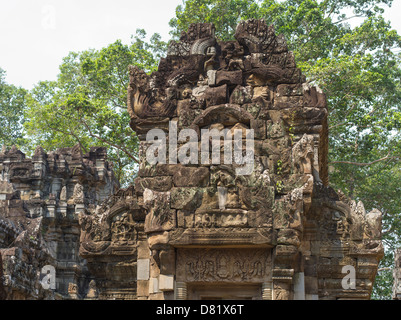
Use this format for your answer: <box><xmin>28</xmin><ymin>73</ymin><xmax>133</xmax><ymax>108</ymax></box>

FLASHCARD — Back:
<box><xmin>329</xmin><ymin>101</ymin><xmax>358</xmax><ymax>130</ymax></box>
<box><xmin>333</xmin><ymin>14</ymin><xmax>364</xmax><ymax>25</ymax></box>
<box><xmin>67</xmin><ymin>123</ymin><xmax>89</xmax><ymax>154</ymax></box>
<box><xmin>80</xmin><ymin>118</ymin><xmax>139</xmax><ymax>163</ymax></box>
<box><xmin>330</xmin><ymin>154</ymin><xmax>395</xmax><ymax>166</ymax></box>
<box><xmin>46</xmin><ymin>120</ymin><xmax>89</xmax><ymax>154</ymax></box>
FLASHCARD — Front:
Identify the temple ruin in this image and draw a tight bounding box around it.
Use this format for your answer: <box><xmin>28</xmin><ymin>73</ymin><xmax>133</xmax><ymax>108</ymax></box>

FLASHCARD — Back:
<box><xmin>0</xmin><ymin>20</ymin><xmax>385</xmax><ymax>300</ymax></box>
<box><xmin>0</xmin><ymin>145</ymin><xmax>117</xmax><ymax>299</ymax></box>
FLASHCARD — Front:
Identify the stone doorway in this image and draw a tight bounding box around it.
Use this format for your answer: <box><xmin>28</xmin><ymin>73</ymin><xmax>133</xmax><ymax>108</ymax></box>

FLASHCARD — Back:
<box><xmin>187</xmin><ymin>283</ymin><xmax>262</xmax><ymax>300</ymax></box>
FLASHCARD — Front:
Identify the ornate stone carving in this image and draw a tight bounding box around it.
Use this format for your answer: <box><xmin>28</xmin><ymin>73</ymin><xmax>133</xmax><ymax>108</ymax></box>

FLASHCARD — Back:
<box><xmin>176</xmin><ymin>248</ymin><xmax>272</xmax><ymax>283</ymax></box>
<box><xmin>143</xmin><ymin>189</ymin><xmax>174</xmax><ymax>233</ymax></box>
<box><xmin>169</xmin><ymin>227</ymin><xmax>273</xmax><ymax>246</ymax></box>
<box><xmin>73</xmin><ymin>183</ymin><xmax>84</xmax><ymax>204</ymax></box>
<box><xmin>79</xmin><ymin>186</ymin><xmax>143</xmax><ymax>256</ymax></box>
<box><xmin>0</xmin><ymin>145</ymin><xmax>117</xmax><ymax>299</ymax></box>
<box><xmin>1</xmin><ymin>19</ymin><xmax>385</xmax><ymax>300</ymax></box>
<box><xmin>291</xmin><ymin>134</ymin><xmax>314</xmax><ymax>174</ymax></box>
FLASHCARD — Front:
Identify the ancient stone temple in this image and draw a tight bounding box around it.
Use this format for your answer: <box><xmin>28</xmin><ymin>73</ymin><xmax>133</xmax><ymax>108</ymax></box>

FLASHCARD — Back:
<box><xmin>0</xmin><ymin>20</ymin><xmax>384</xmax><ymax>300</ymax></box>
<box><xmin>0</xmin><ymin>145</ymin><xmax>117</xmax><ymax>299</ymax></box>
<box><xmin>78</xmin><ymin>20</ymin><xmax>384</xmax><ymax>300</ymax></box>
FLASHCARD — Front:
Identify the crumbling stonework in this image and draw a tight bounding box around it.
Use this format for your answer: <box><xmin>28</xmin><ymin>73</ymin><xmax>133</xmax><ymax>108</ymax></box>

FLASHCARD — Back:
<box><xmin>0</xmin><ymin>145</ymin><xmax>117</xmax><ymax>299</ymax></box>
<box><xmin>1</xmin><ymin>20</ymin><xmax>384</xmax><ymax>300</ymax></box>
<box><xmin>78</xmin><ymin>20</ymin><xmax>383</xmax><ymax>300</ymax></box>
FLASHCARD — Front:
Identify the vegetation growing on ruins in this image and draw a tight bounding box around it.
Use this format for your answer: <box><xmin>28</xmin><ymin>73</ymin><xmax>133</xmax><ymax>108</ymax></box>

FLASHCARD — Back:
<box><xmin>169</xmin><ymin>0</ymin><xmax>401</xmax><ymax>299</ymax></box>
<box><xmin>0</xmin><ymin>0</ymin><xmax>400</xmax><ymax>299</ymax></box>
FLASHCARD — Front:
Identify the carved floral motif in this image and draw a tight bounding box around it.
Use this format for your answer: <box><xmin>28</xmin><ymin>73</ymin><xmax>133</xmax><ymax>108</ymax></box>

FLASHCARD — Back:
<box><xmin>176</xmin><ymin>248</ymin><xmax>272</xmax><ymax>282</ymax></box>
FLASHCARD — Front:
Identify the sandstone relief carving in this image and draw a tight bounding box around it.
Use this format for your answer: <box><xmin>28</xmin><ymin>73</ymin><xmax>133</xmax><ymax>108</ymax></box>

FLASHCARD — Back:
<box><xmin>0</xmin><ymin>19</ymin><xmax>385</xmax><ymax>300</ymax></box>
<box><xmin>176</xmin><ymin>248</ymin><xmax>272</xmax><ymax>283</ymax></box>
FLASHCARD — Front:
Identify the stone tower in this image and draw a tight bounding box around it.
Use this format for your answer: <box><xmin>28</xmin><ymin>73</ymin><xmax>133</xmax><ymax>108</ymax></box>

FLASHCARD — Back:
<box><xmin>0</xmin><ymin>145</ymin><xmax>117</xmax><ymax>299</ymax></box>
<box><xmin>77</xmin><ymin>20</ymin><xmax>384</xmax><ymax>300</ymax></box>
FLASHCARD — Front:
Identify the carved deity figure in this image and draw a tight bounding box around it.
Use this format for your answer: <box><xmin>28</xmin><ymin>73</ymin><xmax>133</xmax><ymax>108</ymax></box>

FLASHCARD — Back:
<box><xmin>73</xmin><ymin>183</ymin><xmax>84</xmax><ymax>204</ymax></box>
<box><xmin>291</xmin><ymin>134</ymin><xmax>314</xmax><ymax>174</ymax></box>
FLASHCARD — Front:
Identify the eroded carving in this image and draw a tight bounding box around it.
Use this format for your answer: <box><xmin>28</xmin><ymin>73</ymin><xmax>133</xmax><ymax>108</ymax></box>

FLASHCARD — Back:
<box><xmin>176</xmin><ymin>248</ymin><xmax>272</xmax><ymax>282</ymax></box>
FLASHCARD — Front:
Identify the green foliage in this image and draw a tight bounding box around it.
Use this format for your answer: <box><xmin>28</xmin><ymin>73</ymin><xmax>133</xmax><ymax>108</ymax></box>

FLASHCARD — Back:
<box><xmin>170</xmin><ymin>0</ymin><xmax>401</xmax><ymax>299</ymax></box>
<box><xmin>0</xmin><ymin>68</ymin><xmax>28</xmax><ymax>148</ymax></box>
<box><xmin>169</xmin><ymin>0</ymin><xmax>263</xmax><ymax>40</ymax></box>
<box><xmin>24</xmin><ymin>30</ymin><xmax>167</xmax><ymax>186</ymax></box>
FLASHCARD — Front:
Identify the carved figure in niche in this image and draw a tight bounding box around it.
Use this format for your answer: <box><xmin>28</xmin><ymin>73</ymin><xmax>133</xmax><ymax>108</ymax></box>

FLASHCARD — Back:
<box><xmin>217</xmin><ymin>255</ymin><xmax>229</xmax><ymax>279</ymax></box>
<box><xmin>111</xmin><ymin>212</ymin><xmax>136</xmax><ymax>243</ymax></box>
<box><xmin>68</xmin><ymin>283</ymin><xmax>78</xmax><ymax>299</ymax></box>
<box><xmin>60</xmin><ymin>186</ymin><xmax>67</xmax><ymax>201</ymax></box>
<box><xmin>143</xmin><ymin>189</ymin><xmax>173</xmax><ymax>232</ymax></box>
<box><xmin>221</xmin><ymin>41</ymin><xmax>245</xmax><ymax>71</ymax></box>
<box><xmin>273</xmin><ymin>283</ymin><xmax>290</xmax><ymax>300</ymax></box>
<box><xmin>73</xmin><ymin>183</ymin><xmax>84</xmax><ymax>204</ymax></box>
<box><xmin>291</xmin><ymin>134</ymin><xmax>314</xmax><ymax>174</ymax></box>
<box><xmin>86</xmin><ymin>280</ymin><xmax>98</xmax><ymax>299</ymax></box>
<box><xmin>204</xmin><ymin>45</ymin><xmax>218</xmax><ymax>71</ymax></box>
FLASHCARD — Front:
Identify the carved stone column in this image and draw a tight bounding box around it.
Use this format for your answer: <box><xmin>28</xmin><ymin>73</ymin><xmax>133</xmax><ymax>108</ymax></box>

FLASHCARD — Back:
<box><xmin>272</xmin><ymin>268</ymin><xmax>294</xmax><ymax>300</ymax></box>
<box><xmin>175</xmin><ymin>282</ymin><xmax>188</xmax><ymax>300</ymax></box>
<box><xmin>262</xmin><ymin>282</ymin><xmax>273</xmax><ymax>300</ymax></box>
<box><xmin>272</xmin><ymin>243</ymin><xmax>298</xmax><ymax>300</ymax></box>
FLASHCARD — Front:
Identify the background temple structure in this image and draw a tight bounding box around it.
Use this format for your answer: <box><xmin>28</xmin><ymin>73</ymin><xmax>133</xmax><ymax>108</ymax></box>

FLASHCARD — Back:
<box><xmin>0</xmin><ymin>20</ymin><xmax>385</xmax><ymax>300</ymax></box>
<box><xmin>0</xmin><ymin>145</ymin><xmax>117</xmax><ymax>299</ymax></box>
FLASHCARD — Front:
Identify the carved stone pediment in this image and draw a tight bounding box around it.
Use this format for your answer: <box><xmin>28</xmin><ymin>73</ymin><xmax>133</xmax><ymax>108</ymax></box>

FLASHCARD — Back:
<box><xmin>79</xmin><ymin>187</ymin><xmax>145</xmax><ymax>258</ymax></box>
<box><xmin>9</xmin><ymin>163</ymin><xmax>33</xmax><ymax>181</ymax></box>
<box><xmin>192</xmin><ymin>104</ymin><xmax>254</xmax><ymax>128</ymax></box>
<box><xmin>169</xmin><ymin>227</ymin><xmax>274</xmax><ymax>247</ymax></box>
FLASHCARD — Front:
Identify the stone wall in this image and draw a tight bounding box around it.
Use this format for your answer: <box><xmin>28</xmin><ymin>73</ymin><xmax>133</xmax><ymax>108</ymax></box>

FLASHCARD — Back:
<box><xmin>0</xmin><ymin>145</ymin><xmax>117</xmax><ymax>299</ymax></box>
<box><xmin>79</xmin><ymin>20</ymin><xmax>384</xmax><ymax>300</ymax></box>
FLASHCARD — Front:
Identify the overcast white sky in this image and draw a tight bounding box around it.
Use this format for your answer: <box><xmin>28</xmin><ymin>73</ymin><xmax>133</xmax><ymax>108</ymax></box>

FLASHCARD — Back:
<box><xmin>1</xmin><ymin>0</ymin><xmax>401</xmax><ymax>90</ymax></box>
